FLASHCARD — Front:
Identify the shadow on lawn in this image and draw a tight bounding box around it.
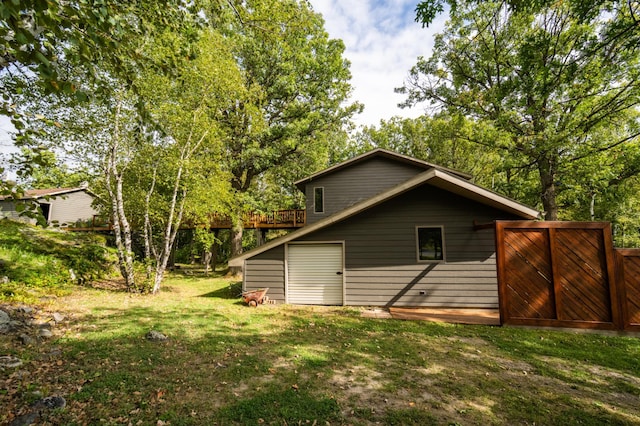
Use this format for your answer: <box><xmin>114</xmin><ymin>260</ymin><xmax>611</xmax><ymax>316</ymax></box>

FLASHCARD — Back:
<box><xmin>199</xmin><ymin>281</ymin><xmax>243</xmax><ymax>300</ymax></box>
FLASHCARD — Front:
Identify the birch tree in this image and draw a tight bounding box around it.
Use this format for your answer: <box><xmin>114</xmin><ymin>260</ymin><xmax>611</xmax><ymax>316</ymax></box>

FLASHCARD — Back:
<box><xmin>1</xmin><ymin>0</ymin><xmax>196</xmax><ymax>201</ymax></box>
<box><xmin>133</xmin><ymin>29</ymin><xmax>240</xmax><ymax>292</ymax></box>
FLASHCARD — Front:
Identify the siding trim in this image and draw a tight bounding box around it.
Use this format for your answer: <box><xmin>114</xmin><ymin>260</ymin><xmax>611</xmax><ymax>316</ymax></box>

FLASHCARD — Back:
<box><xmin>242</xmin><ymin>260</ymin><xmax>247</xmax><ymax>292</ymax></box>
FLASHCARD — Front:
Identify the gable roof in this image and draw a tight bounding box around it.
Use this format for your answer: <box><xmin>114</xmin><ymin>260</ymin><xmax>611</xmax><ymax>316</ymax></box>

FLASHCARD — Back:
<box><xmin>0</xmin><ymin>186</ymin><xmax>93</xmax><ymax>201</ymax></box>
<box><xmin>294</xmin><ymin>148</ymin><xmax>472</xmax><ymax>191</ymax></box>
<box><xmin>230</xmin><ymin>168</ymin><xmax>540</xmax><ymax>266</ymax></box>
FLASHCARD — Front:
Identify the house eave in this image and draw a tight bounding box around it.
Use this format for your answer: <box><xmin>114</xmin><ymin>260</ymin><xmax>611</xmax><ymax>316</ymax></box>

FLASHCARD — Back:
<box><xmin>0</xmin><ymin>187</ymin><xmax>93</xmax><ymax>201</ymax></box>
<box><xmin>294</xmin><ymin>148</ymin><xmax>473</xmax><ymax>191</ymax></box>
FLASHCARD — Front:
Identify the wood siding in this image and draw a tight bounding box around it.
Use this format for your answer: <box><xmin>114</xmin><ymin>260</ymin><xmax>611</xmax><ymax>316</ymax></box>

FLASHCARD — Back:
<box><xmin>305</xmin><ymin>157</ymin><xmax>426</xmax><ymax>225</ymax></box>
<box><xmin>0</xmin><ymin>201</ymin><xmax>24</xmax><ymax>222</ymax></box>
<box><xmin>301</xmin><ymin>185</ymin><xmax>517</xmax><ymax>307</ymax></box>
<box><xmin>0</xmin><ymin>190</ymin><xmax>97</xmax><ymax>226</ymax></box>
<box><xmin>243</xmin><ymin>184</ymin><xmax>523</xmax><ymax>308</ymax></box>
<box><xmin>48</xmin><ymin>191</ymin><xmax>98</xmax><ymax>226</ymax></box>
<box><xmin>243</xmin><ymin>245</ymin><xmax>285</xmax><ymax>302</ymax></box>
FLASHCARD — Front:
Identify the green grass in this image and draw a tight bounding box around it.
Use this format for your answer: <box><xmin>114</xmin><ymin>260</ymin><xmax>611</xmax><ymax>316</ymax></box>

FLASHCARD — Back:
<box><xmin>0</xmin><ymin>220</ymin><xmax>117</xmax><ymax>302</ymax></box>
<box><xmin>1</xmin><ymin>271</ymin><xmax>640</xmax><ymax>425</ymax></box>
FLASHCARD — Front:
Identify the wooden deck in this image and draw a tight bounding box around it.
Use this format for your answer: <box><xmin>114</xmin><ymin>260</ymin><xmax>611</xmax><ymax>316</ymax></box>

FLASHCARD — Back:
<box><xmin>388</xmin><ymin>308</ymin><xmax>501</xmax><ymax>325</ymax></box>
<box><xmin>207</xmin><ymin>209</ymin><xmax>306</xmax><ymax>229</ymax></box>
<box><xmin>65</xmin><ymin>209</ymin><xmax>306</xmax><ymax>232</ymax></box>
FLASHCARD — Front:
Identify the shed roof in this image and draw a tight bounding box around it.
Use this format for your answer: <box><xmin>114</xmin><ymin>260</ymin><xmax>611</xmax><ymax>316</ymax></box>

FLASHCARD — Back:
<box><xmin>294</xmin><ymin>148</ymin><xmax>472</xmax><ymax>191</ymax></box>
<box><xmin>0</xmin><ymin>186</ymin><xmax>93</xmax><ymax>201</ymax></box>
<box><xmin>230</xmin><ymin>168</ymin><xmax>540</xmax><ymax>266</ymax></box>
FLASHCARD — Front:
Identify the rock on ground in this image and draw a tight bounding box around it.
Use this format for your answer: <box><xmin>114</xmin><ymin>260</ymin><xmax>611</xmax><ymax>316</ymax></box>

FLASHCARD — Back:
<box><xmin>146</xmin><ymin>330</ymin><xmax>168</xmax><ymax>341</ymax></box>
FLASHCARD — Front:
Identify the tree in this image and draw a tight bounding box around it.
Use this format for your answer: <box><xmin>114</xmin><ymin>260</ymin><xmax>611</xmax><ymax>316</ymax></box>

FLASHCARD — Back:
<box><xmin>352</xmin><ymin>115</ymin><xmax>506</xmax><ymax>181</ymax></box>
<box><xmin>132</xmin><ymin>29</ymin><xmax>240</xmax><ymax>292</ymax></box>
<box><xmin>415</xmin><ymin>0</ymin><xmax>640</xmax><ymax>30</ymax></box>
<box><xmin>0</xmin><ymin>0</ymin><xmax>199</xmax><ymax>217</ymax></box>
<box><xmin>9</xmin><ymin>149</ymin><xmax>91</xmax><ymax>189</ymax></box>
<box><xmin>219</xmin><ymin>0</ymin><xmax>360</xmax><ymax>264</ymax></box>
<box><xmin>399</xmin><ymin>0</ymin><xmax>640</xmax><ymax>219</ymax></box>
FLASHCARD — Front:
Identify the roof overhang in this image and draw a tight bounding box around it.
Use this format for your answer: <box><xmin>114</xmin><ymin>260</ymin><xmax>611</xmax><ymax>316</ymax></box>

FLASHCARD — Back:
<box><xmin>229</xmin><ymin>169</ymin><xmax>539</xmax><ymax>267</ymax></box>
<box><xmin>294</xmin><ymin>148</ymin><xmax>472</xmax><ymax>191</ymax></box>
<box><xmin>0</xmin><ymin>187</ymin><xmax>94</xmax><ymax>201</ymax></box>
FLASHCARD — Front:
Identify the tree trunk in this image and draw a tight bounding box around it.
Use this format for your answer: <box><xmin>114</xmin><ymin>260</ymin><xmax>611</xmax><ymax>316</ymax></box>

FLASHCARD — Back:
<box><xmin>105</xmin><ymin>102</ymin><xmax>136</xmax><ymax>291</ymax></box>
<box><xmin>188</xmin><ymin>230</ymin><xmax>196</xmax><ymax>264</ymax></box>
<box><xmin>539</xmin><ymin>156</ymin><xmax>559</xmax><ymax>221</ymax></box>
<box><xmin>203</xmin><ymin>250</ymin><xmax>212</xmax><ymax>274</ymax></box>
<box><xmin>229</xmin><ymin>218</ymin><xmax>243</xmax><ymax>275</ymax></box>
<box><xmin>152</xmin><ymin>187</ymin><xmax>187</xmax><ymax>294</ymax></box>
<box><xmin>143</xmin><ymin>168</ymin><xmax>157</xmax><ymax>280</ymax></box>
<box><xmin>255</xmin><ymin>228</ymin><xmax>266</xmax><ymax>246</ymax></box>
<box><xmin>205</xmin><ymin>229</ymin><xmax>220</xmax><ymax>275</ymax></box>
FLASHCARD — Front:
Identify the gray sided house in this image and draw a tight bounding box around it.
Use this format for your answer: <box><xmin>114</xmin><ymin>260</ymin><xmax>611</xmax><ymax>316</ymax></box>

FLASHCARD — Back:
<box><xmin>0</xmin><ymin>186</ymin><xmax>99</xmax><ymax>227</ymax></box>
<box><xmin>230</xmin><ymin>149</ymin><xmax>540</xmax><ymax>308</ymax></box>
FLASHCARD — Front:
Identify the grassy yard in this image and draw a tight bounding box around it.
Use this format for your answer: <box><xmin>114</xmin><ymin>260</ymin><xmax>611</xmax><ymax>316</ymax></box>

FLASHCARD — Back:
<box><xmin>2</xmin><ymin>271</ymin><xmax>640</xmax><ymax>425</ymax></box>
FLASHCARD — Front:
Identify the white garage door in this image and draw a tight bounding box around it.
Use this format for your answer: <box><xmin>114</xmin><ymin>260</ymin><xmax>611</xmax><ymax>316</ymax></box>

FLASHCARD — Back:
<box><xmin>287</xmin><ymin>243</ymin><xmax>344</xmax><ymax>305</ymax></box>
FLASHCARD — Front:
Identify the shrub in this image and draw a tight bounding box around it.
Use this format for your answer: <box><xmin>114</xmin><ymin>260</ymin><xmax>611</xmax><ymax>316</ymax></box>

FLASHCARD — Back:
<box><xmin>0</xmin><ymin>220</ymin><xmax>118</xmax><ymax>301</ymax></box>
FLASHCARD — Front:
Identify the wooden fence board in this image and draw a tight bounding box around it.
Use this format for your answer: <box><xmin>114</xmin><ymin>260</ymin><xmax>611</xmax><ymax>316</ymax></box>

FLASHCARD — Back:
<box><xmin>616</xmin><ymin>249</ymin><xmax>640</xmax><ymax>331</ymax></box>
<box><xmin>495</xmin><ymin>221</ymin><xmax>622</xmax><ymax>330</ymax></box>
<box><xmin>554</xmin><ymin>228</ymin><xmax>611</xmax><ymax>322</ymax></box>
<box><xmin>502</xmin><ymin>228</ymin><xmax>555</xmax><ymax>320</ymax></box>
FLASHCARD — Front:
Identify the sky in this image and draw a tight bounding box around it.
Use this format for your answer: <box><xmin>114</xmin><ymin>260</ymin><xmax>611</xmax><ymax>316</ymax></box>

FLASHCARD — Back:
<box><xmin>308</xmin><ymin>0</ymin><xmax>447</xmax><ymax>127</ymax></box>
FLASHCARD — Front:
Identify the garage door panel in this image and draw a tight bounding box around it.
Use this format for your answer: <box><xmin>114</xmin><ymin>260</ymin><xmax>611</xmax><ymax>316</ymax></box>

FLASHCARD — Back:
<box><xmin>287</xmin><ymin>243</ymin><xmax>343</xmax><ymax>305</ymax></box>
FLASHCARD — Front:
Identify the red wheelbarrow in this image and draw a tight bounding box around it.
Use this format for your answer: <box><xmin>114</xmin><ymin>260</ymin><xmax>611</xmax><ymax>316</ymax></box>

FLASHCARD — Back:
<box><xmin>242</xmin><ymin>288</ymin><xmax>269</xmax><ymax>307</ymax></box>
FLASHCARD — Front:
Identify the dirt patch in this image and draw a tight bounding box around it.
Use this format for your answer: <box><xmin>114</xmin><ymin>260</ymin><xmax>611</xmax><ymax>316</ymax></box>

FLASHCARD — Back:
<box><xmin>389</xmin><ymin>308</ymin><xmax>500</xmax><ymax>325</ymax></box>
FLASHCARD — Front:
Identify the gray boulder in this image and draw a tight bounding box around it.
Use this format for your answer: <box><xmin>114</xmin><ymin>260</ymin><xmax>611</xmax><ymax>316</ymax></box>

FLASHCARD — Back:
<box><xmin>145</xmin><ymin>330</ymin><xmax>168</xmax><ymax>341</ymax></box>
<box><xmin>0</xmin><ymin>355</ymin><xmax>23</xmax><ymax>368</ymax></box>
<box><xmin>0</xmin><ymin>309</ymin><xmax>9</xmax><ymax>333</ymax></box>
<box><xmin>38</xmin><ymin>329</ymin><xmax>53</xmax><ymax>339</ymax></box>
<box><xmin>19</xmin><ymin>334</ymin><xmax>37</xmax><ymax>346</ymax></box>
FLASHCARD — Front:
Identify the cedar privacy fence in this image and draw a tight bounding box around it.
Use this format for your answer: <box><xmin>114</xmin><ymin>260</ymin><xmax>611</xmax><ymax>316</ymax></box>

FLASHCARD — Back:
<box><xmin>495</xmin><ymin>221</ymin><xmax>640</xmax><ymax>332</ymax></box>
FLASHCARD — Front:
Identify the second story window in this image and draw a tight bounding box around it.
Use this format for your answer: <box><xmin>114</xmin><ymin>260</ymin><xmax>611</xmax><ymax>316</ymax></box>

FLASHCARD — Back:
<box><xmin>314</xmin><ymin>187</ymin><xmax>324</xmax><ymax>213</ymax></box>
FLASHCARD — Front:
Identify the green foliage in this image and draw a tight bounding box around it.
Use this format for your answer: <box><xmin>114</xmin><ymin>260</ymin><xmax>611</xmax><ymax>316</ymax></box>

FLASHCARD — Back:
<box><xmin>0</xmin><ymin>0</ymin><xmax>200</xmax><ymax>203</ymax></box>
<box><xmin>0</xmin><ymin>219</ymin><xmax>117</xmax><ymax>301</ymax></box>
<box><xmin>415</xmin><ymin>0</ymin><xmax>638</xmax><ymax>27</ymax></box>
<box><xmin>0</xmin><ymin>0</ymin><xmax>198</xmax><ymax>101</ymax></box>
<box><xmin>9</xmin><ymin>148</ymin><xmax>92</xmax><ymax>190</ymax></box>
<box><xmin>220</xmin><ymin>0</ymin><xmax>361</xmax><ymax>211</ymax></box>
<box><xmin>401</xmin><ymin>0</ymin><xmax>640</xmax><ymax>220</ymax></box>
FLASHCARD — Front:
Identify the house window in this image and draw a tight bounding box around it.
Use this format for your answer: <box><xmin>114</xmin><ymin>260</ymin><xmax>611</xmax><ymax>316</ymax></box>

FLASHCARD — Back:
<box><xmin>416</xmin><ymin>226</ymin><xmax>445</xmax><ymax>262</ymax></box>
<box><xmin>314</xmin><ymin>187</ymin><xmax>324</xmax><ymax>213</ymax></box>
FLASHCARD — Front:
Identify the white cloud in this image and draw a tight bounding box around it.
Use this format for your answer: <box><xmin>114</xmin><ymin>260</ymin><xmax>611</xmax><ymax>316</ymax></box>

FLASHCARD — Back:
<box><xmin>309</xmin><ymin>0</ymin><xmax>447</xmax><ymax>127</ymax></box>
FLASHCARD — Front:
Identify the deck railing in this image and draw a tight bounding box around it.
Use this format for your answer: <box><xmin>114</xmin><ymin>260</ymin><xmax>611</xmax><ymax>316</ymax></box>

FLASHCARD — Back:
<box><xmin>208</xmin><ymin>209</ymin><xmax>306</xmax><ymax>229</ymax></box>
<box><xmin>66</xmin><ymin>210</ymin><xmax>307</xmax><ymax>231</ymax></box>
